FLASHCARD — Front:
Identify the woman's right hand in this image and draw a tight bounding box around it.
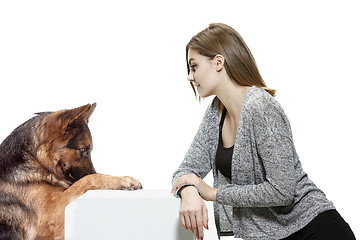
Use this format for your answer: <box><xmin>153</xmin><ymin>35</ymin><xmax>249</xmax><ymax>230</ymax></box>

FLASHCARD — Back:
<box><xmin>179</xmin><ymin>186</ymin><xmax>209</xmax><ymax>240</ymax></box>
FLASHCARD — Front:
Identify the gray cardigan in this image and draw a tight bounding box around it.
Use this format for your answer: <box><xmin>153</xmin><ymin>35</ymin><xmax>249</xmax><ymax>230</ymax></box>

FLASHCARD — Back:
<box><xmin>172</xmin><ymin>86</ymin><xmax>335</xmax><ymax>240</ymax></box>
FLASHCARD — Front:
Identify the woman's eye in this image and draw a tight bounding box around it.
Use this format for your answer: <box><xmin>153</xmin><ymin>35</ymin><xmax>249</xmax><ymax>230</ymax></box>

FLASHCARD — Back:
<box><xmin>190</xmin><ymin>64</ymin><xmax>197</xmax><ymax>71</ymax></box>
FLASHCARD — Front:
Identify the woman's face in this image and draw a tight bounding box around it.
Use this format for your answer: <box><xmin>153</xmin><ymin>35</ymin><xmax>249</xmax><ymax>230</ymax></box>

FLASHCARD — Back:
<box><xmin>187</xmin><ymin>48</ymin><xmax>220</xmax><ymax>98</ymax></box>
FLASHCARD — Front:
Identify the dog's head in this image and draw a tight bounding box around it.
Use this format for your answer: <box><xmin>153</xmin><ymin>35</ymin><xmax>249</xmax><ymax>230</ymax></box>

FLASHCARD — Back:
<box><xmin>35</xmin><ymin>103</ymin><xmax>97</xmax><ymax>185</ymax></box>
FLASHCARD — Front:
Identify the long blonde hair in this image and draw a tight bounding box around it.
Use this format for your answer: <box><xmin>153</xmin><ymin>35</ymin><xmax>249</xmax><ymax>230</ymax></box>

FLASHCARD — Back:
<box><xmin>186</xmin><ymin>23</ymin><xmax>276</xmax><ymax>97</ymax></box>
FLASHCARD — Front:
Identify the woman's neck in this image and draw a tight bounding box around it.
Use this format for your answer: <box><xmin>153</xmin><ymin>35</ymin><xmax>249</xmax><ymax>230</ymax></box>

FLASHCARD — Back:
<box><xmin>216</xmin><ymin>80</ymin><xmax>250</xmax><ymax>121</ymax></box>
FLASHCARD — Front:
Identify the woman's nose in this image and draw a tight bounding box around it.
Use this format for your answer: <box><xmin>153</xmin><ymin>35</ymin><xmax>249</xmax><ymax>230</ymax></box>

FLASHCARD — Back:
<box><xmin>187</xmin><ymin>71</ymin><xmax>194</xmax><ymax>82</ymax></box>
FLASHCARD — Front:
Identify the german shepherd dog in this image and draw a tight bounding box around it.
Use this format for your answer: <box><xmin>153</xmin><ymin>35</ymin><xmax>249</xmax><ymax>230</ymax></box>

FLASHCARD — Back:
<box><xmin>0</xmin><ymin>103</ymin><xmax>142</xmax><ymax>240</ymax></box>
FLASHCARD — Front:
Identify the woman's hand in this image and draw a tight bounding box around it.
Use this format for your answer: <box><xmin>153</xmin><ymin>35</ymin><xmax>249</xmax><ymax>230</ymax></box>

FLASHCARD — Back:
<box><xmin>171</xmin><ymin>174</ymin><xmax>218</xmax><ymax>202</ymax></box>
<box><xmin>178</xmin><ymin>186</ymin><xmax>208</xmax><ymax>240</ymax></box>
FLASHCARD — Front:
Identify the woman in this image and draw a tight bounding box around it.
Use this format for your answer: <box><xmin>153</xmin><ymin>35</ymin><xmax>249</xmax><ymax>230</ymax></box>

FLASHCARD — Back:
<box><xmin>171</xmin><ymin>23</ymin><xmax>355</xmax><ymax>240</ymax></box>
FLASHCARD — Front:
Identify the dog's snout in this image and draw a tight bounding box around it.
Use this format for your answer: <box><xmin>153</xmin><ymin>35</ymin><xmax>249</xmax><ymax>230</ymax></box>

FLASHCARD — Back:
<box><xmin>81</xmin><ymin>151</ymin><xmax>89</xmax><ymax>158</ymax></box>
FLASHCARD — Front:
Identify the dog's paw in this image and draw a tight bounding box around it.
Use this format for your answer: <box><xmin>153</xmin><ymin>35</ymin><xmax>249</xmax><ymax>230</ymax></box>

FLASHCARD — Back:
<box><xmin>116</xmin><ymin>176</ymin><xmax>142</xmax><ymax>190</ymax></box>
<box><xmin>85</xmin><ymin>173</ymin><xmax>143</xmax><ymax>191</ymax></box>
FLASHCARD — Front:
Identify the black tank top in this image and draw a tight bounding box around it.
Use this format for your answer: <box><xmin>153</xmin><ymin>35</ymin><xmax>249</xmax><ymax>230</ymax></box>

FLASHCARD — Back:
<box><xmin>215</xmin><ymin>107</ymin><xmax>233</xmax><ymax>180</ymax></box>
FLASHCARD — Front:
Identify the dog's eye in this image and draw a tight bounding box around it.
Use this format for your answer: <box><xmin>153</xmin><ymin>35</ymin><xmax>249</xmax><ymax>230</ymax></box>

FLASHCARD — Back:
<box><xmin>79</xmin><ymin>148</ymin><xmax>87</xmax><ymax>153</ymax></box>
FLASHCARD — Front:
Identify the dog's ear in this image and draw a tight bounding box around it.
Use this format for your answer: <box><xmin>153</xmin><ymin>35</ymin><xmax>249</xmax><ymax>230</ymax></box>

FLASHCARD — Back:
<box><xmin>59</xmin><ymin>103</ymin><xmax>97</xmax><ymax>129</ymax></box>
<box><xmin>73</xmin><ymin>103</ymin><xmax>96</xmax><ymax>123</ymax></box>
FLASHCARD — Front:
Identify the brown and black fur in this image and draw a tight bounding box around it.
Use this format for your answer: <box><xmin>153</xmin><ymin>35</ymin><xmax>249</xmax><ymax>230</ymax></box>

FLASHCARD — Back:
<box><xmin>0</xmin><ymin>103</ymin><xmax>142</xmax><ymax>240</ymax></box>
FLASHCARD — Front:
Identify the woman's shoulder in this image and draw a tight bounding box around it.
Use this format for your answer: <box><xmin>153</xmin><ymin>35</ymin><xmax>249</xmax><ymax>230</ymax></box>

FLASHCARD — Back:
<box><xmin>201</xmin><ymin>96</ymin><xmax>220</xmax><ymax>118</ymax></box>
<box><xmin>246</xmin><ymin>86</ymin><xmax>285</xmax><ymax>114</ymax></box>
<box><xmin>196</xmin><ymin>97</ymin><xmax>220</xmax><ymax>127</ymax></box>
<box><xmin>246</xmin><ymin>86</ymin><xmax>292</xmax><ymax>135</ymax></box>
<box><xmin>210</xmin><ymin>96</ymin><xmax>220</xmax><ymax>109</ymax></box>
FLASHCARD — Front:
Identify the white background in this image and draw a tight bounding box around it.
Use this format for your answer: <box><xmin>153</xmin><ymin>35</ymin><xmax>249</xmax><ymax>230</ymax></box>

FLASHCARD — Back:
<box><xmin>0</xmin><ymin>0</ymin><xmax>359</xmax><ymax>238</ymax></box>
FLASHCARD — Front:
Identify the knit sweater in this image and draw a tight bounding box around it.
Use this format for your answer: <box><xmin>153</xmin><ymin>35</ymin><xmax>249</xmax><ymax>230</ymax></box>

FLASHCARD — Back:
<box><xmin>172</xmin><ymin>86</ymin><xmax>335</xmax><ymax>240</ymax></box>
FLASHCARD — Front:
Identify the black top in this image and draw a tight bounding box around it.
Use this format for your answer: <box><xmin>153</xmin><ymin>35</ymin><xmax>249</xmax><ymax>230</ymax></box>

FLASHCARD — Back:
<box><xmin>215</xmin><ymin>107</ymin><xmax>233</xmax><ymax>180</ymax></box>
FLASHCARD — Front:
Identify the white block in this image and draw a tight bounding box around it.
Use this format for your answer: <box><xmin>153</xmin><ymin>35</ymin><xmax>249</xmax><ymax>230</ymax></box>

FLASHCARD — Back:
<box><xmin>65</xmin><ymin>190</ymin><xmax>218</xmax><ymax>240</ymax></box>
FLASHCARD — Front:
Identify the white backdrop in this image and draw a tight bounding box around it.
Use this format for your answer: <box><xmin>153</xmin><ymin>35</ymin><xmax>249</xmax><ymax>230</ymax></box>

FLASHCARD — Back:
<box><xmin>1</xmin><ymin>0</ymin><xmax>359</xmax><ymax>238</ymax></box>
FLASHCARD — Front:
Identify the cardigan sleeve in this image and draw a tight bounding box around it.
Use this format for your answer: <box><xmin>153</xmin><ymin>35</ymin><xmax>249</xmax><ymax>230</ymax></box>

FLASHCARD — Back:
<box><xmin>172</xmin><ymin>104</ymin><xmax>214</xmax><ymax>194</ymax></box>
<box><xmin>216</xmin><ymin>95</ymin><xmax>297</xmax><ymax>207</ymax></box>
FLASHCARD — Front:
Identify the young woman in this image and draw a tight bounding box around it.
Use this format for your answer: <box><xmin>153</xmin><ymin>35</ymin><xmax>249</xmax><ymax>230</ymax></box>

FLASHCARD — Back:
<box><xmin>171</xmin><ymin>23</ymin><xmax>355</xmax><ymax>240</ymax></box>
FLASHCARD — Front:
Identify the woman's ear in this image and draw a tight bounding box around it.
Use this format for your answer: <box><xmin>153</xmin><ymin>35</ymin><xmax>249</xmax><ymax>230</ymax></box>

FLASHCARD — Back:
<box><xmin>214</xmin><ymin>54</ymin><xmax>225</xmax><ymax>72</ymax></box>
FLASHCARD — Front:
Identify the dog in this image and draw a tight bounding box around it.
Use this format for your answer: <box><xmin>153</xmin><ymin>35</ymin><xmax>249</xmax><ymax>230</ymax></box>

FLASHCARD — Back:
<box><xmin>0</xmin><ymin>103</ymin><xmax>142</xmax><ymax>240</ymax></box>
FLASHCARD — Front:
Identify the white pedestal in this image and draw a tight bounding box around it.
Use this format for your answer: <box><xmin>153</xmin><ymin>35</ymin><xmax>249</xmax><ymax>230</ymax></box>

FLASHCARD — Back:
<box><xmin>65</xmin><ymin>190</ymin><xmax>217</xmax><ymax>240</ymax></box>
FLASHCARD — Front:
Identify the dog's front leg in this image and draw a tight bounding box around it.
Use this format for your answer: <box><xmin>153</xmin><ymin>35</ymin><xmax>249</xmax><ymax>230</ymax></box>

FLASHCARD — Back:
<box><xmin>60</xmin><ymin>173</ymin><xmax>142</xmax><ymax>206</ymax></box>
<box><xmin>37</xmin><ymin>173</ymin><xmax>142</xmax><ymax>240</ymax></box>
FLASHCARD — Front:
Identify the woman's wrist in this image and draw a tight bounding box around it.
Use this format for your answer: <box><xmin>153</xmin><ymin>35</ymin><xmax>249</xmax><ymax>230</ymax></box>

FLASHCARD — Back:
<box><xmin>210</xmin><ymin>188</ymin><xmax>218</xmax><ymax>202</ymax></box>
<box><xmin>181</xmin><ymin>185</ymin><xmax>218</xmax><ymax>202</ymax></box>
<box><xmin>180</xmin><ymin>185</ymin><xmax>200</xmax><ymax>198</ymax></box>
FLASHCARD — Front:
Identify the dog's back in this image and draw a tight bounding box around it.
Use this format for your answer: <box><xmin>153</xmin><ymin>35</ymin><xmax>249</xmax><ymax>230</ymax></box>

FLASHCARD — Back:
<box><xmin>0</xmin><ymin>116</ymin><xmax>41</xmax><ymax>240</ymax></box>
